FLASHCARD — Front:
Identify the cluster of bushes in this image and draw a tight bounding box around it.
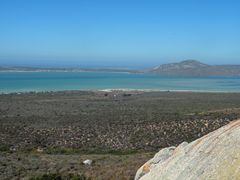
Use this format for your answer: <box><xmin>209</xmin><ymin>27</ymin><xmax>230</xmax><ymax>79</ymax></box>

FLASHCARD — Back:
<box><xmin>30</xmin><ymin>173</ymin><xmax>90</xmax><ymax>180</ymax></box>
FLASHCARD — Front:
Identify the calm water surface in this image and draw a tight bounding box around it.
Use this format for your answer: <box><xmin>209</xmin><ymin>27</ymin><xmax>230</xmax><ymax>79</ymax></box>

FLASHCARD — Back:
<box><xmin>0</xmin><ymin>72</ymin><xmax>240</xmax><ymax>93</ymax></box>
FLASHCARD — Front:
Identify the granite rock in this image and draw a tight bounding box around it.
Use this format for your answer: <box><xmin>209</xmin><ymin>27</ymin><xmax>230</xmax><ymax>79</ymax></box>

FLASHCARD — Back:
<box><xmin>136</xmin><ymin>119</ymin><xmax>240</xmax><ymax>180</ymax></box>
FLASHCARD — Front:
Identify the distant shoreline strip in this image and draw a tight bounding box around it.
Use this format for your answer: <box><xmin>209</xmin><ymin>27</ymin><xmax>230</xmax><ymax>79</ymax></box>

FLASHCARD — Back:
<box><xmin>1</xmin><ymin>88</ymin><xmax>240</xmax><ymax>95</ymax></box>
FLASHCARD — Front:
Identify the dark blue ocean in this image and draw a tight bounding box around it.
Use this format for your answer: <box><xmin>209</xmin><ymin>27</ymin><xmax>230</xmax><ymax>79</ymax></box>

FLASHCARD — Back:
<box><xmin>1</xmin><ymin>72</ymin><xmax>240</xmax><ymax>93</ymax></box>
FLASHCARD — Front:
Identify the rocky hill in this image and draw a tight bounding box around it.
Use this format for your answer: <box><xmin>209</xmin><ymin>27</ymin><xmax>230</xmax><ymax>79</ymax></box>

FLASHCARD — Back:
<box><xmin>135</xmin><ymin>119</ymin><xmax>240</xmax><ymax>180</ymax></box>
<box><xmin>151</xmin><ymin>60</ymin><xmax>240</xmax><ymax>76</ymax></box>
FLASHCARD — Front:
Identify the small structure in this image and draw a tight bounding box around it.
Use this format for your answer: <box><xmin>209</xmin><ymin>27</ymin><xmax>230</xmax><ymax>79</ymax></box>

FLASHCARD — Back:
<box><xmin>83</xmin><ymin>159</ymin><xmax>92</xmax><ymax>166</ymax></box>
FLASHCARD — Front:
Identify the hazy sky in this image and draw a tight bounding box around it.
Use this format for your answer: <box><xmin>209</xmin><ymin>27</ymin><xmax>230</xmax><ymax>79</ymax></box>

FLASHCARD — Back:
<box><xmin>0</xmin><ymin>0</ymin><xmax>240</xmax><ymax>68</ymax></box>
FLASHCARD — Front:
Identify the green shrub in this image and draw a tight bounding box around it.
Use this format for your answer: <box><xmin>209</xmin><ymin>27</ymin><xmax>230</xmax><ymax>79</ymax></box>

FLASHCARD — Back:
<box><xmin>30</xmin><ymin>173</ymin><xmax>89</xmax><ymax>180</ymax></box>
<box><xmin>0</xmin><ymin>145</ymin><xmax>10</xmax><ymax>152</ymax></box>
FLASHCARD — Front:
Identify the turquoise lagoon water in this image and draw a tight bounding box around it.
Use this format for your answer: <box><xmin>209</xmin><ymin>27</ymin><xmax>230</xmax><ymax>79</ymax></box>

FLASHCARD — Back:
<box><xmin>0</xmin><ymin>72</ymin><xmax>240</xmax><ymax>93</ymax></box>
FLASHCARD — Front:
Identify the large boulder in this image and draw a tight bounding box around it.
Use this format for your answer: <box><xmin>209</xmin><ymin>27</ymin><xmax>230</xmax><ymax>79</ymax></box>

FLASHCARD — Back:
<box><xmin>135</xmin><ymin>119</ymin><xmax>240</xmax><ymax>180</ymax></box>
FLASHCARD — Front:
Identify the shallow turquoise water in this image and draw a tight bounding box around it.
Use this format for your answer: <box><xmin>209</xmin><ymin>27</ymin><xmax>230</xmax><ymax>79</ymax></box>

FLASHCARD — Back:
<box><xmin>0</xmin><ymin>72</ymin><xmax>240</xmax><ymax>93</ymax></box>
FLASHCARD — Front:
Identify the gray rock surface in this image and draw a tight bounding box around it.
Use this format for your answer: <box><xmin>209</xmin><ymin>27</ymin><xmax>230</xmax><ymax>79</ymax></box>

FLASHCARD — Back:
<box><xmin>135</xmin><ymin>119</ymin><xmax>240</xmax><ymax>180</ymax></box>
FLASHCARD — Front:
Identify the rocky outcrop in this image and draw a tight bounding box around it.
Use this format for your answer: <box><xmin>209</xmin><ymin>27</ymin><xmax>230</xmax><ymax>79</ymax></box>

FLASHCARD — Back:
<box><xmin>135</xmin><ymin>119</ymin><xmax>240</xmax><ymax>180</ymax></box>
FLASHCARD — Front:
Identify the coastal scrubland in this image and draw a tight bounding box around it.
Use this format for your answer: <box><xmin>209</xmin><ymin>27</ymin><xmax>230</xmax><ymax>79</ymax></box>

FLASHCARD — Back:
<box><xmin>1</xmin><ymin>91</ymin><xmax>240</xmax><ymax>179</ymax></box>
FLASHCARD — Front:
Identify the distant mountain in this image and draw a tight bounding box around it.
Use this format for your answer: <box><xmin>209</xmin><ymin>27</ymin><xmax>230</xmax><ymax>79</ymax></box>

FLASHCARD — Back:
<box><xmin>150</xmin><ymin>60</ymin><xmax>240</xmax><ymax>76</ymax></box>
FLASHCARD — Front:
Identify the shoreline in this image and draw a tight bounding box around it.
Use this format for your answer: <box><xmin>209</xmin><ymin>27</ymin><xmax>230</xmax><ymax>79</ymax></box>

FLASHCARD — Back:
<box><xmin>1</xmin><ymin>88</ymin><xmax>240</xmax><ymax>95</ymax></box>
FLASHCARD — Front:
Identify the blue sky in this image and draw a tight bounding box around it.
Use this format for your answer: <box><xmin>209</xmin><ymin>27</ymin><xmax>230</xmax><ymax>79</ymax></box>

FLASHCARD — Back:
<box><xmin>0</xmin><ymin>0</ymin><xmax>240</xmax><ymax>68</ymax></box>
